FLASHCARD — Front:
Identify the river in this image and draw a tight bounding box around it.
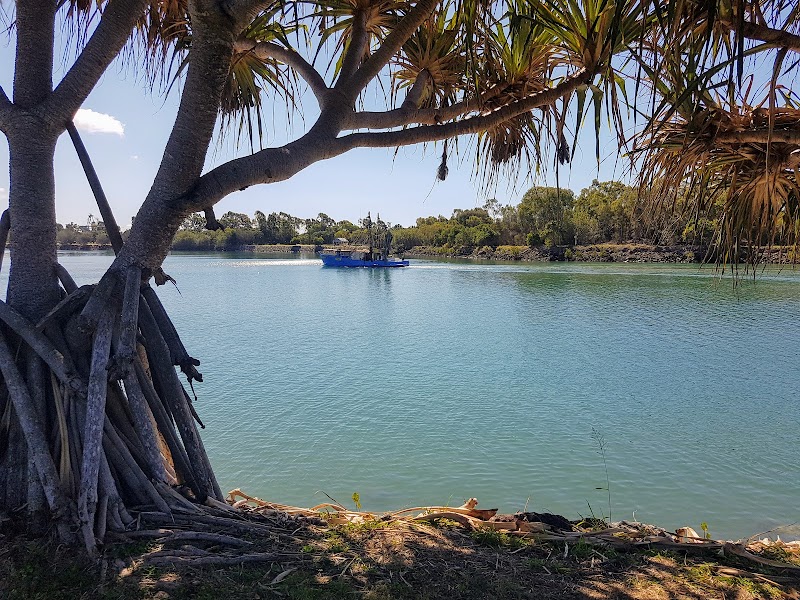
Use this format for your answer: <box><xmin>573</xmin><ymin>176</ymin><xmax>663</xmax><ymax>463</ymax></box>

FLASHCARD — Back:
<box><xmin>12</xmin><ymin>251</ymin><xmax>800</xmax><ymax>540</ymax></box>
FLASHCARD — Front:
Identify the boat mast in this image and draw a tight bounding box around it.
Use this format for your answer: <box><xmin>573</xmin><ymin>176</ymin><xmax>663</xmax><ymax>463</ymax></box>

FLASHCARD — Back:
<box><xmin>376</xmin><ymin>214</ymin><xmax>391</xmax><ymax>261</ymax></box>
<box><xmin>363</xmin><ymin>212</ymin><xmax>374</xmax><ymax>259</ymax></box>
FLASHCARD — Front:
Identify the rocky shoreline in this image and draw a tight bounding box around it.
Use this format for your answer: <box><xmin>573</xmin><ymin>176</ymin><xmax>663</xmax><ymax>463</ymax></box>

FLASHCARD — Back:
<box><xmin>405</xmin><ymin>243</ymin><xmax>799</xmax><ymax>264</ymax></box>
<box><xmin>405</xmin><ymin>243</ymin><xmax>708</xmax><ymax>263</ymax></box>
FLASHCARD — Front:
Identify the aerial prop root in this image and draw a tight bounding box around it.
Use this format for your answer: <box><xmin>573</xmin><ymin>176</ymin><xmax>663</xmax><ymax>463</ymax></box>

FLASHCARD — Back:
<box><xmin>0</xmin><ymin>260</ymin><xmax>221</xmax><ymax>553</ymax></box>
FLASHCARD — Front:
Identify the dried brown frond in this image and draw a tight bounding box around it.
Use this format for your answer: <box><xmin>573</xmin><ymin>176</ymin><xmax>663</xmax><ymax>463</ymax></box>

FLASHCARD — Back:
<box><xmin>638</xmin><ymin>104</ymin><xmax>800</xmax><ymax>267</ymax></box>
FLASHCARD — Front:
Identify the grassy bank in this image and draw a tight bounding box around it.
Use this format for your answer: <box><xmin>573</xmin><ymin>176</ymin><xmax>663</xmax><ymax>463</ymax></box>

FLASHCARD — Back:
<box><xmin>3</xmin><ymin>515</ymin><xmax>798</xmax><ymax>600</ymax></box>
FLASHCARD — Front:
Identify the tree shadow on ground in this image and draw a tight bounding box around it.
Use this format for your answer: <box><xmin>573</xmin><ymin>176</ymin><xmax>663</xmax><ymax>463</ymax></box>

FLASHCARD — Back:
<box><xmin>2</xmin><ymin>521</ymin><xmax>798</xmax><ymax>599</ymax></box>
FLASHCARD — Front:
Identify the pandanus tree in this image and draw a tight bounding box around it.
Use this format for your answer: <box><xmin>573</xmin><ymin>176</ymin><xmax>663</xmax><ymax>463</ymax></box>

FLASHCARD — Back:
<box><xmin>0</xmin><ymin>0</ymin><xmax>797</xmax><ymax>553</ymax></box>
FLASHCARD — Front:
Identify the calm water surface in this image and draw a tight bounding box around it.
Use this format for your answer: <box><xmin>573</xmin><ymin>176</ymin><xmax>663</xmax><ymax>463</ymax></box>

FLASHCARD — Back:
<box><xmin>23</xmin><ymin>252</ymin><xmax>800</xmax><ymax>539</ymax></box>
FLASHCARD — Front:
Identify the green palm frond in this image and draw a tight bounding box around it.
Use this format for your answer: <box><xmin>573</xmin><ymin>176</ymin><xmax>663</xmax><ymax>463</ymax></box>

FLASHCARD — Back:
<box><xmin>309</xmin><ymin>0</ymin><xmax>407</xmax><ymax>76</ymax></box>
<box><xmin>394</xmin><ymin>10</ymin><xmax>466</xmax><ymax>108</ymax></box>
<box><xmin>220</xmin><ymin>3</ymin><xmax>303</xmax><ymax>149</ymax></box>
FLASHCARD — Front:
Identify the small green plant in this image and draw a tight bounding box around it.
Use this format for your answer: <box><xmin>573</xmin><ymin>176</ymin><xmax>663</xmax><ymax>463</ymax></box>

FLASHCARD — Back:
<box><xmin>340</xmin><ymin>519</ymin><xmax>389</xmax><ymax>534</ymax></box>
<box><xmin>686</xmin><ymin>562</ymin><xmax>714</xmax><ymax>582</ymax></box>
<box><xmin>471</xmin><ymin>528</ymin><xmax>506</xmax><ymax>548</ymax></box>
<box><xmin>571</xmin><ymin>539</ymin><xmax>594</xmax><ymax>561</ymax></box>
<box><xmin>527</xmin><ymin>557</ymin><xmax>548</xmax><ymax>571</ymax></box>
<box><xmin>352</xmin><ymin>492</ymin><xmax>362</xmax><ymax>510</ymax></box>
<box><xmin>700</xmin><ymin>522</ymin><xmax>710</xmax><ymax>539</ymax></box>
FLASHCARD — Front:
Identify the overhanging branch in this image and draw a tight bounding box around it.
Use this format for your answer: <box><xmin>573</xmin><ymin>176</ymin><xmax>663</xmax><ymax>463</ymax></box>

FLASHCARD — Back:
<box><xmin>234</xmin><ymin>39</ymin><xmax>329</xmax><ymax>106</ymax></box>
<box><xmin>715</xmin><ymin>129</ymin><xmax>800</xmax><ymax>145</ymax></box>
<box><xmin>345</xmin><ymin>0</ymin><xmax>439</xmax><ymax>98</ymax></box>
<box><xmin>336</xmin><ymin>68</ymin><xmax>592</xmax><ymax>150</ymax></box>
<box><xmin>347</xmin><ymin>77</ymin><xmax>507</xmax><ymax>130</ymax></box>
<box><xmin>183</xmin><ymin>68</ymin><xmax>591</xmax><ymax>212</ymax></box>
<box><xmin>723</xmin><ymin>19</ymin><xmax>800</xmax><ymax>52</ymax></box>
<box><xmin>336</xmin><ymin>8</ymin><xmax>369</xmax><ymax>86</ymax></box>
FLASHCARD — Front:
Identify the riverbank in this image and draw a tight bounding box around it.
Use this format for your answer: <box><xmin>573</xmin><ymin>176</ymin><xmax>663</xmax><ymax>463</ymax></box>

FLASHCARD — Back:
<box><xmin>3</xmin><ymin>507</ymin><xmax>799</xmax><ymax>600</ymax></box>
<box><xmin>57</xmin><ymin>242</ymin><xmax>798</xmax><ymax>265</ymax></box>
<box><xmin>405</xmin><ymin>243</ymin><xmax>800</xmax><ymax>264</ymax></box>
<box><xmin>404</xmin><ymin>243</ymin><xmax>707</xmax><ymax>263</ymax></box>
<box><xmin>406</xmin><ymin>243</ymin><xmax>706</xmax><ymax>263</ymax></box>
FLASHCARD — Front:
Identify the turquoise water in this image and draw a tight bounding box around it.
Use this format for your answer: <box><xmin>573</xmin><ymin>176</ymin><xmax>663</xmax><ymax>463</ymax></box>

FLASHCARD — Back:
<box><xmin>19</xmin><ymin>252</ymin><xmax>800</xmax><ymax>539</ymax></box>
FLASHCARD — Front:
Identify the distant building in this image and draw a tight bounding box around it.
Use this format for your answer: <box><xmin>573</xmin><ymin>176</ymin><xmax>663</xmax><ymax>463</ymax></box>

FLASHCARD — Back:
<box><xmin>333</xmin><ymin>237</ymin><xmax>349</xmax><ymax>246</ymax></box>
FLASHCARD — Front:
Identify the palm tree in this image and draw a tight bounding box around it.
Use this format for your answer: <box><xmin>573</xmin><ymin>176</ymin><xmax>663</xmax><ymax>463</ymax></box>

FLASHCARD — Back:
<box><xmin>0</xmin><ymin>0</ymin><xmax>796</xmax><ymax>552</ymax></box>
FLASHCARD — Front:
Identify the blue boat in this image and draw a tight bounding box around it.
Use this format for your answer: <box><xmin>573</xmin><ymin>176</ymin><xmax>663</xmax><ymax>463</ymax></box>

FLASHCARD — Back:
<box><xmin>320</xmin><ymin>211</ymin><xmax>409</xmax><ymax>268</ymax></box>
<box><xmin>320</xmin><ymin>248</ymin><xmax>409</xmax><ymax>268</ymax></box>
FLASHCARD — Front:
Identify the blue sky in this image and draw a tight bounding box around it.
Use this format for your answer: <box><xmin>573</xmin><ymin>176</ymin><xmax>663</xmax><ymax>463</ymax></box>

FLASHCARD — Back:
<box><xmin>0</xmin><ymin>26</ymin><xmax>631</xmax><ymax>229</ymax></box>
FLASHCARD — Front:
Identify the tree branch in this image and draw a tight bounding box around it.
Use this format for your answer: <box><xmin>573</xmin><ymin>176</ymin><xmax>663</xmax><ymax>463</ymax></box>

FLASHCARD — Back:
<box><xmin>723</xmin><ymin>19</ymin><xmax>800</xmax><ymax>52</ymax></box>
<box><xmin>336</xmin><ymin>68</ymin><xmax>592</xmax><ymax>150</ymax></box>
<box><xmin>349</xmin><ymin>70</ymin><xmax>433</xmax><ymax>129</ymax></box>
<box><xmin>715</xmin><ymin>129</ymin><xmax>800</xmax><ymax>145</ymax></box>
<box><xmin>234</xmin><ymin>39</ymin><xmax>329</xmax><ymax>106</ymax></box>
<box><xmin>336</xmin><ymin>8</ymin><xmax>369</xmax><ymax>86</ymax></box>
<box><xmin>184</xmin><ymin>124</ymin><xmax>341</xmax><ymax>212</ymax></box>
<box><xmin>45</xmin><ymin>0</ymin><xmax>150</xmax><ymax>124</ymax></box>
<box><xmin>345</xmin><ymin>0</ymin><xmax>439</xmax><ymax>99</ymax></box>
<box><xmin>346</xmin><ymin>73</ymin><xmax>510</xmax><ymax>130</ymax></box>
<box><xmin>222</xmin><ymin>0</ymin><xmax>276</xmax><ymax>33</ymax></box>
<box><xmin>401</xmin><ymin>70</ymin><xmax>431</xmax><ymax>110</ymax></box>
<box><xmin>0</xmin><ymin>85</ymin><xmax>15</xmax><ymax>131</ymax></box>
<box><xmin>183</xmin><ymin>69</ymin><xmax>591</xmax><ymax>211</ymax></box>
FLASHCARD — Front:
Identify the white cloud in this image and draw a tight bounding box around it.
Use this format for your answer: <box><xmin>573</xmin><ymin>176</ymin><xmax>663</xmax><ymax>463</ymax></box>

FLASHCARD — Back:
<box><xmin>0</xmin><ymin>187</ymin><xmax>8</xmax><ymax>203</ymax></box>
<box><xmin>74</xmin><ymin>108</ymin><xmax>125</xmax><ymax>136</ymax></box>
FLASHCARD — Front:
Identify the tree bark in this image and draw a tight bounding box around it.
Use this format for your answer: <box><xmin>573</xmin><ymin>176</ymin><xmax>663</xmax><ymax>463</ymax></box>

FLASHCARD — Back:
<box><xmin>117</xmin><ymin>11</ymin><xmax>238</xmax><ymax>272</ymax></box>
<box><xmin>6</xmin><ymin>126</ymin><xmax>60</xmax><ymax>321</ymax></box>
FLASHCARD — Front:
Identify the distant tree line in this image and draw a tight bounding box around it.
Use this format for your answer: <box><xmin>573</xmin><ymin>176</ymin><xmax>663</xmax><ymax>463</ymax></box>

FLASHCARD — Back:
<box><xmin>54</xmin><ymin>181</ymin><xmax>723</xmax><ymax>253</ymax></box>
<box><xmin>393</xmin><ymin>180</ymin><xmax>722</xmax><ymax>253</ymax></box>
<box><xmin>171</xmin><ymin>211</ymin><xmax>370</xmax><ymax>250</ymax></box>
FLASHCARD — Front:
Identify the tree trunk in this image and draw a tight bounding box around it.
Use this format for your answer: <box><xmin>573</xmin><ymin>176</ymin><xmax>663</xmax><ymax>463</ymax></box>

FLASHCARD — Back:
<box><xmin>0</xmin><ymin>5</ymin><xmax>239</xmax><ymax>549</ymax></box>
<box><xmin>5</xmin><ymin>125</ymin><xmax>60</xmax><ymax>321</ymax></box>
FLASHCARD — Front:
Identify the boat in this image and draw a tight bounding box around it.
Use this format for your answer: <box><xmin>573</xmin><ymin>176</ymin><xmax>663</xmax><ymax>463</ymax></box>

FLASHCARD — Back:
<box><xmin>320</xmin><ymin>247</ymin><xmax>409</xmax><ymax>267</ymax></box>
<box><xmin>319</xmin><ymin>212</ymin><xmax>409</xmax><ymax>268</ymax></box>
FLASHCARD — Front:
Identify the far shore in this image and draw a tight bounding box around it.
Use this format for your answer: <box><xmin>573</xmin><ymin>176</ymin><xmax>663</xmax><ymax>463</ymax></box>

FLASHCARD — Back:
<box><xmin>56</xmin><ymin>242</ymin><xmax>799</xmax><ymax>264</ymax></box>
